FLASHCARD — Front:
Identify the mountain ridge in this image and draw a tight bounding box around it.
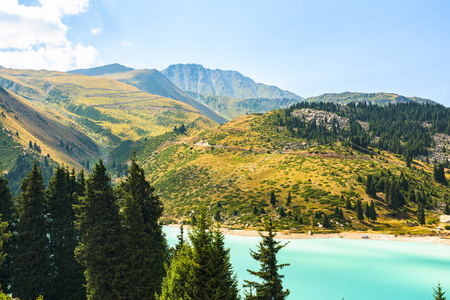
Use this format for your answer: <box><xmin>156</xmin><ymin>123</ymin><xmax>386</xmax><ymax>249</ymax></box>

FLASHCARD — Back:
<box><xmin>161</xmin><ymin>63</ymin><xmax>303</xmax><ymax>100</ymax></box>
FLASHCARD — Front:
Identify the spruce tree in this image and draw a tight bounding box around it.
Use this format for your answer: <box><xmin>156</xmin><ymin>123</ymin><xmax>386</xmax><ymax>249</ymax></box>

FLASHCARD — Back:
<box><xmin>189</xmin><ymin>210</ymin><xmax>239</xmax><ymax>300</ymax></box>
<box><xmin>433</xmin><ymin>282</ymin><xmax>446</xmax><ymax>300</ymax></box>
<box><xmin>244</xmin><ymin>218</ymin><xmax>290</xmax><ymax>300</ymax></box>
<box><xmin>117</xmin><ymin>156</ymin><xmax>167</xmax><ymax>299</ymax></box>
<box><xmin>417</xmin><ymin>203</ymin><xmax>426</xmax><ymax>225</ymax></box>
<box><xmin>0</xmin><ymin>175</ymin><xmax>14</xmax><ymax>293</ymax></box>
<box><xmin>345</xmin><ymin>198</ymin><xmax>352</xmax><ymax>210</ymax></box>
<box><xmin>158</xmin><ymin>244</ymin><xmax>195</xmax><ymax>300</ymax></box>
<box><xmin>270</xmin><ymin>191</ymin><xmax>277</xmax><ymax>206</ymax></box>
<box><xmin>11</xmin><ymin>161</ymin><xmax>52</xmax><ymax>300</ymax></box>
<box><xmin>356</xmin><ymin>200</ymin><xmax>364</xmax><ymax>221</ymax></box>
<box><xmin>74</xmin><ymin>159</ymin><xmax>124</xmax><ymax>300</ymax></box>
<box><xmin>159</xmin><ymin>210</ymin><xmax>239</xmax><ymax>300</ymax></box>
<box><xmin>369</xmin><ymin>201</ymin><xmax>377</xmax><ymax>221</ymax></box>
<box><xmin>364</xmin><ymin>202</ymin><xmax>370</xmax><ymax>220</ymax></box>
<box><xmin>322</xmin><ymin>214</ymin><xmax>330</xmax><ymax>228</ymax></box>
<box><xmin>286</xmin><ymin>192</ymin><xmax>291</xmax><ymax>206</ymax></box>
<box><xmin>46</xmin><ymin>166</ymin><xmax>85</xmax><ymax>300</ymax></box>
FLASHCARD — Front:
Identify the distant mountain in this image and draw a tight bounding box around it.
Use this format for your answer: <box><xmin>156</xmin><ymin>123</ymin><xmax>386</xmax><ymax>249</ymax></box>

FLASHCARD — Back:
<box><xmin>69</xmin><ymin>65</ymin><xmax>228</xmax><ymax>124</ymax></box>
<box><xmin>190</xmin><ymin>93</ymin><xmax>303</xmax><ymax>120</ymax></box>
<box><xmin>306</xmin><ymin>92</ymin><xmax>435</xmax><ymax>105</ymax></box>
<box><xmin>68</xmin><ymin>63</ymin><xmax>134</xmax><ymax>76</ymax></box>
<box><xmin>161</xmin><ymin>63</ymin><xmax>302</xmax><ymax>100</ymax></box>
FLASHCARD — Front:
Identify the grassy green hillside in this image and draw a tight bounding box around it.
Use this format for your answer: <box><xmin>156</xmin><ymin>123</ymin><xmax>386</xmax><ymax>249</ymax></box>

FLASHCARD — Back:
<box><xmin>97</xmin><ymin>68</ymin><xmax>228</xmax><ymax>124</ymax></box>
<box><xmin>0</xmin><ymin>68</ymin><xmax>217</xmax><ymax>171</ymax></box>
<box><xmin>124</xmin><ymin>105</ymin><xmax>450</xmax><ymax>234</ymax></box>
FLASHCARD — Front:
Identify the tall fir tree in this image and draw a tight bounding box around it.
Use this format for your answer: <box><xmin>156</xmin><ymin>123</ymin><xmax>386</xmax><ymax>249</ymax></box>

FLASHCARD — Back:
<box><xmin>0</xmin><ymin>175</ymin><xmax>15</xmax><ymax>293</ymax></box>
<box><xmin>356</xmin><ymin>200</ymin><xmax>364</xmax><ymax>221</ymax></box>
<box><xmin>369</xmin><ymin>201</ymin><xmax>377</xmax><ymax>221</ymax></box>
<box><xmin>11</xmin><ymin>161</ymin><xmax>52</xmax><ymax>300</ymax></box>
<box><xmin>244</xmin><ymin>218</ymin><xmax>290</xmax><ymax>300</ymax></box>
<box><xmin>322</xmin><ymin>214</ymin><xmax>330</xmax><ymax>228</ymax></box>
<box><xmin>270</xmin><ymin>191</ymin><xmax>277</xmax><ymax>206</ymax></box>
<box><xmin>117</xmin><ymin>156</ymin><xmax>167</xmax><ymax>299</ymax></box>
<box><xmin>433</xmin><ymin>283</ymin><xmax>446</xmax><ymax>300</ymax></box>
<box><xmin>286</xmin><ymin>192</ymin><xmax>291</xmax><ymax>206</ymax></box>
<box><xmin>74</xmin><ymin>159</ymin><xmax>124</xmax><ymax>300</ymax></box>
<box><xmin>417</xmin><ymin>203</ymin><xmax>426</xmax><ymax>225</ymax></box>
<box><xmin>158</xmin><ymin>210</ymin><xmax>239</xmax><ymax>300</ymax></box>
<box><xmin>46</xmin><ymin>166</ymin><xmax>85</xmax><ymax>300</ymax></box>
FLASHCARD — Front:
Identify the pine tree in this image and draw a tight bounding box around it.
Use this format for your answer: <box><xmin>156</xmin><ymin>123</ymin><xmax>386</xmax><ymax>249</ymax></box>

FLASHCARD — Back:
<box><xmin>322</xmin><ymin>214</ymin><xmax>330</xmax><ymax>228</ymax></box>
<box><xmin>117</xmin><ymin>156</ymin><xmax>167</xmax><ymax>299</ymax></box>
<box><xmin>159</xmin><ymin>210</ymin><xmax>239</xmax><ymax>300</ymax></box>
<box><xmin>270</xmin><ymin>191</ymin><xmax>277</xmax><ymax>206</ymax></box>
<box><xmin>158</xmin><ymin>244</ymin><xmax>195</xmax><ymax>300</ymax></box>
<box><xmin>189</xmin><ymin>210</ymin><xmax>239</xmax><ymax>300</ymax></box>
<box><xmin>369</xmin><ymin>201</ymin><xmax>377</xmax><ymax>221</ymax></box>
<box><xmin>46</xmin><ymin>166</ymin><xmax>85</xmax><ymax>300</ymax></box>
<box><xmin>417</xmin><ymin>203</ymin><xmax>426</xmax><ymax>225</ymax></box>
<box><xmin>244</xmin><ymin>219</ymin><xmax>290</xmax><ymax>300</ymax></box>
<box><xmin>260</xmin><ymin>207</ymin><xmax>266</xmax><ymax>214</ymax></box>
<box><xmin>279</xmin><ymin>207</ymin><xmax>286</xmax><ymax>217</ymax></box>
<box><xmin>338</xmin><ymin>208</ymin><xmax>344</xmax><ymax>220</ymax></box>
<box><xmin>74</xmin><ymin>159</ymin><xmax>124</xmax><ymax>300</ymax></box>
<box><xmin>356</xmin><ymin>200</ymin><xmax>364</xmax><ymax>221</ymax></box>
<box><xmin>253</xmin><ymin>206</ymin><xmax>259</xmax><ymax>215</ymax></box>
<box><xmin>11</xmin><ymin>161</ymin><xmax>52</xmax><ymax>300</ymax></box>
<box><xmin>365</xmin><ymin>175</ymin><xmax>376</xmax><ymax>197</ymax></box>
<box><xmin>346</xmin><ymin>198</ymin><xmax>352</xmax><ymax>210</ymax></box>
<box><xmin>215</xmin><ymin>210</ymin><xmax>221</xmax><ymax>222</ymax></box>
<box><xmin>433</xmin><ymin>282</ymin><xmax>446</xmax><ymax>300</ymax></box>
<box><xmin>0</xmin><ymin>175</ymin><xmax>14</xmax><ymax>293</ymax></box>
<box><xmin>174</xmin><ymin>225</ymin><xmax>184</xmax><ymax>255</ymax></box>
<box><xmin>286</xmin><ymin>192</ymin><xmax>291</xmax><ymax>206</ymax></box>
<box><xmin>364</xmin><ymin>202</ymin><xmax>370</xmax><ymax>220</ymax></box>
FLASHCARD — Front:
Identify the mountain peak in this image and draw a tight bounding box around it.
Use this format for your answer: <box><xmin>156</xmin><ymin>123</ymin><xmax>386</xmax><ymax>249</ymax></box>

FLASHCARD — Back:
<box><xmin>68</xmin><ymin>63</ymin><xmax>134</xmax><ymax>76</ymax></box>
<box><xmin>161</xmin><ymin>63</ymin><xmax>302</xmax><ymax>100</ymax></box>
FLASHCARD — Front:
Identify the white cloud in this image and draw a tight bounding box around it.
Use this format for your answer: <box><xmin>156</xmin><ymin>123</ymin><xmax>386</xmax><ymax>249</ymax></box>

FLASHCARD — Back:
<box><xmin>0</xmin><ymin>0</ymin><xmax>99</xmax><ymax>71</ymax></box>
<box><xmin>121</xmin><ymin>41</ymin><xmax>134</xmax><ymax>47</ymax></box>
<box><xmin>91</xmin><ymin>27</ymin><xmax>103</xmax><ymax>35</ymax></box>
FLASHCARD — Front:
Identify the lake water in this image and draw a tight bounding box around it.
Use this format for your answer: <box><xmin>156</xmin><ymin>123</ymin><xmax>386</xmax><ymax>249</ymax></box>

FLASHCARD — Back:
<box><xmin>164</xmin><ymin>227</ymin><xmax>450</xmax><ymax>300</ymax></box>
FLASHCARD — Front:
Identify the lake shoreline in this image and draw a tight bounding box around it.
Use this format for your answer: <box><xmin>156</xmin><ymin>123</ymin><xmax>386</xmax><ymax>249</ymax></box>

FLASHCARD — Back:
<box><xmin>166</xmin><ymin>224</ymin><xmax>450</xmax><ymax>246</ymax></box>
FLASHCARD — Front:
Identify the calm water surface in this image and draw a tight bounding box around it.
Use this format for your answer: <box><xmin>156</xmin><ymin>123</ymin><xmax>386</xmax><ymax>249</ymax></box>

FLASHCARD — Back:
<box><xmin>163</xmin><ymin>227</ymin><xmax>450</xmax><ymax>300</ymax></box>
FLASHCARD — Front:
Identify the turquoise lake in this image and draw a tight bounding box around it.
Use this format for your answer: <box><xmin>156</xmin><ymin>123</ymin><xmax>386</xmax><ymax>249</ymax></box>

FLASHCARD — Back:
<box><xmin>164</xmin><ymin>227</ymin><xmax>450</xmax><ymax>299</ymax></box>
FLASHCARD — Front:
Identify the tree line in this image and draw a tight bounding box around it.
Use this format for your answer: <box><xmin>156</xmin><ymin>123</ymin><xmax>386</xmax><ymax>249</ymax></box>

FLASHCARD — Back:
<box><xmin>280</xmin><ymin>101</ymin><xmax>450</xmax><ymax>159</ymax></box>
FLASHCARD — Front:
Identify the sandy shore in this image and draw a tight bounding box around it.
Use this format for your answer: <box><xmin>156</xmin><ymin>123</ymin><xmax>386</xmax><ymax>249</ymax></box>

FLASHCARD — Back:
<box><xmin>166</xmin><ymin>224</ymin><xmax>450</xmax><ymax>246</ymax></box>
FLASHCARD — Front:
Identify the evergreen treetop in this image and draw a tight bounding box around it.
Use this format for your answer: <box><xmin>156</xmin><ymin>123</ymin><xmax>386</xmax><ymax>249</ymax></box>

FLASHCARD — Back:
<box><xmin>244</xmin><ymin>218</ymin><xmax>290</xmax><ymax>300</ymax></box>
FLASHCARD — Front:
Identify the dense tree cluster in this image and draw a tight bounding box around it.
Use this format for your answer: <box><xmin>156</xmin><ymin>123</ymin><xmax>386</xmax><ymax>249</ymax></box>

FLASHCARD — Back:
<box><xmin>280</xmin><ymin>101</ymin><xmax>450</xmax><ymax>158</ymax></box>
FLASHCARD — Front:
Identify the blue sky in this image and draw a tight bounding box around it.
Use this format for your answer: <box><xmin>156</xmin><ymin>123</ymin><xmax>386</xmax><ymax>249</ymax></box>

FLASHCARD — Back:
<box><xmin>1</xmin><ymin>0</ymin><xmax>450</xmax><ymax>105</ymax></box>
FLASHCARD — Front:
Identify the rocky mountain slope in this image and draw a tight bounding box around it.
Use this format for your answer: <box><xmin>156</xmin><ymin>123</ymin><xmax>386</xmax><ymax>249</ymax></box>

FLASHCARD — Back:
<box><xmin>161</xmin><ymin>63</ymin><xmax>302</xmax><ymax>100</ymax></box>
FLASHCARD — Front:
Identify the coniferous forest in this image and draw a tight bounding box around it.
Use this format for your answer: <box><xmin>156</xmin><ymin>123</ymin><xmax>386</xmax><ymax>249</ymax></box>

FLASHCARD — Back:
<box><xmin>0</xmin><ymin>157</ymin><xmax>292</xmax><ymax>300</ymax></box>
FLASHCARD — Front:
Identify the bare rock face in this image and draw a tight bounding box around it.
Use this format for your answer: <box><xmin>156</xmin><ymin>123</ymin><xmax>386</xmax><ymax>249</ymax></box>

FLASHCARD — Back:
<box><xmin>291</xmin><ymin>108</ymin><xmax>350</xmax><ymax>131</ymax></box>
<box><xmin>441</xmin><ymin>215</ymin><xmax>450</xmax><ymax>224</ymax></box>
<box><xmin>425</xmin><ymin>133</ymin><xmax>450</xmax><ymax>163</ymax></box>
